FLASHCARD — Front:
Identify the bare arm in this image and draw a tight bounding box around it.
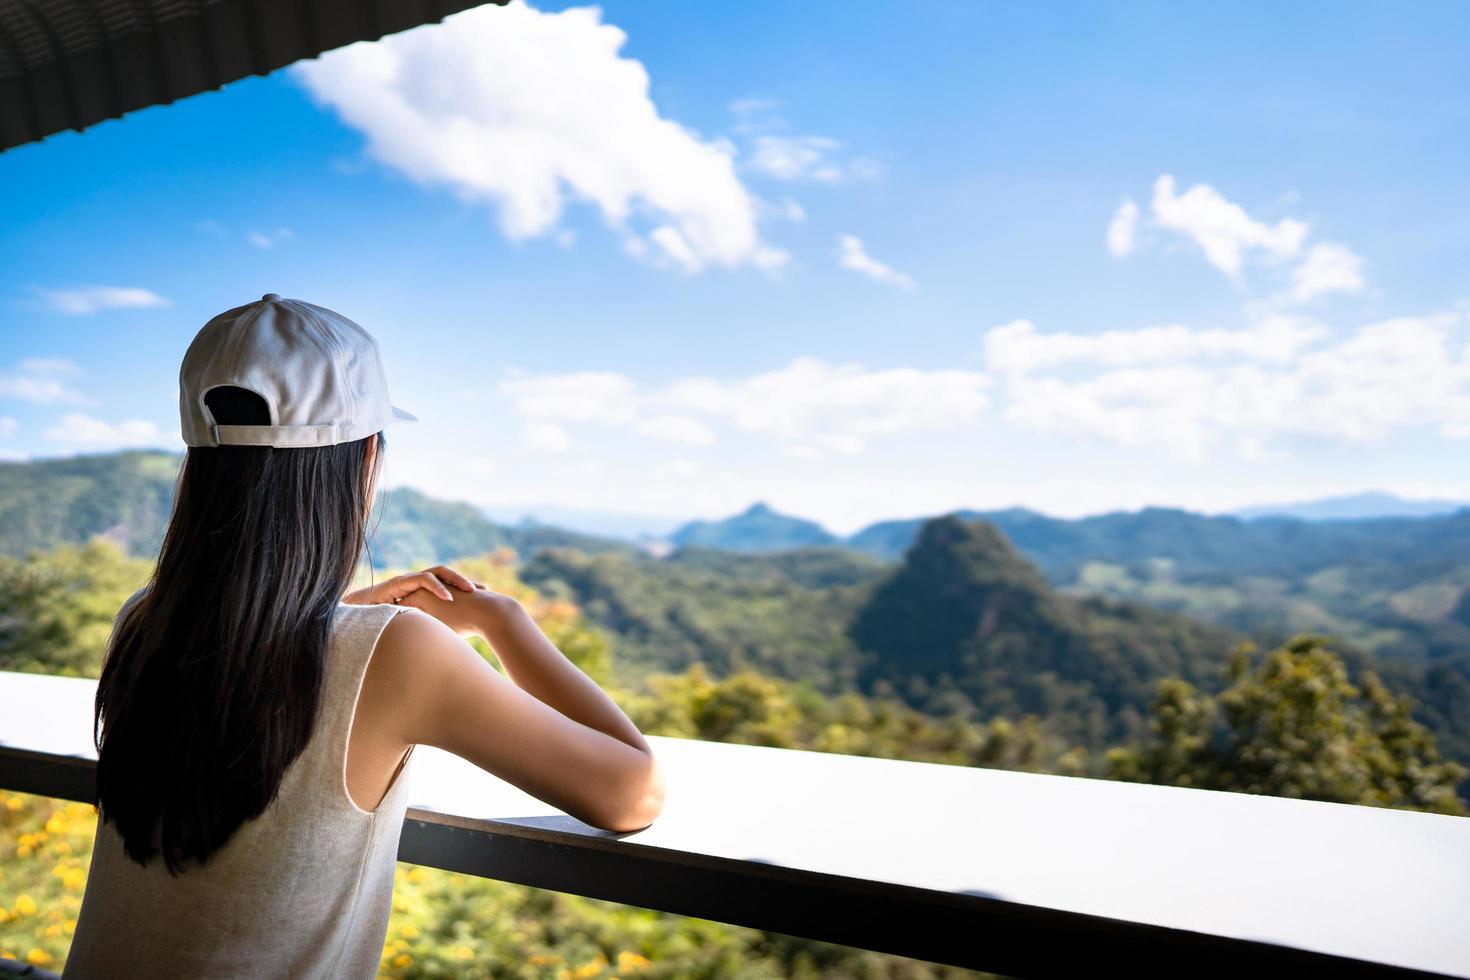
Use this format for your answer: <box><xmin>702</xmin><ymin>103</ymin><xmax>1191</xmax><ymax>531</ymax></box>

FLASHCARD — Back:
<box><xmin>374</xmin><ymin>583</ymin><xmax>666</xmax><ymax>833</ymax></box>
<box><xmin>478</xmin><ymin>597</ymin><xmax>651</xmax><ymax>754</ymax></box>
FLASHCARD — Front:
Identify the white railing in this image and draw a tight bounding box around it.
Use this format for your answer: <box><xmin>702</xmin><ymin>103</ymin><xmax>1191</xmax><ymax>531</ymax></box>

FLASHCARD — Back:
<box><xmin>1</xmin><ymin>669</ymin><xmax>1467</xmax><ymax>979</ymax></box>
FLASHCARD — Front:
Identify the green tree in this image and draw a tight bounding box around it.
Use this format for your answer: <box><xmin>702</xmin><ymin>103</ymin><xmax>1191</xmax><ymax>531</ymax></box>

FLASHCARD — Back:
<box><xmin>0</xmin><ymin>539</ymin><xmax>153</xmax><ymax>677</ymax></box>
<box><xmin>1107</xmin><ymin>636</ymin><xmax>1468</xmax><ymax>815</ymax></box>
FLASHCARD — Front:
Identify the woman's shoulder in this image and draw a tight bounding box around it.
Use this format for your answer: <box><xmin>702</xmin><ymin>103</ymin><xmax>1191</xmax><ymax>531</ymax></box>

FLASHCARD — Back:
<box><xmin>356</xmin><ymin>606</ymin><xmax>471</xmax><ymax>744</ymax></box>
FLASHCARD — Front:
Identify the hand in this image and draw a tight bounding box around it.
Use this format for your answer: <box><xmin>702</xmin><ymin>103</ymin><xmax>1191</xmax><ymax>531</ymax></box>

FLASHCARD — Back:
<box><xmin>395</xmin><ymin>582</ymin><xmax>522</xmax><ymax>639</ymax></box>
<box><xmin>343</xmin><ymin>565</ymin><xmax>481</xmax><ymax>608</ymax></box>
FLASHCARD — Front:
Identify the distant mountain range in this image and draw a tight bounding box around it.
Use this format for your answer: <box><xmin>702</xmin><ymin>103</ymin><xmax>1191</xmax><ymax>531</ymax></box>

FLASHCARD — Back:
<box><xmin>670</xmin><ymin>502</ymin><xmax>838</xmax><ymax>551</ymax></box>
<box><xmin>669</xmin><ymin>499</ymin><xmax>1470</xmax><ymax>577</ymax></box>
<box><xmin>8</xmin><ymin>453</ymin><xmax>1470</xmax><ymax>597</ymax></box>
<box><xmin>1232</xmin><ymin>490</ymin><xmax>1469</xmax><ymax>521</ymax></box>
<box><xmin>4</xmin><ymin>450</ymin><xmax>1468</xmax><ymax>776</ymax></box>
<box><xmin>0</xmin><ymin>451</ymin><xmax>636</xmax><ymax>568</ymax></box>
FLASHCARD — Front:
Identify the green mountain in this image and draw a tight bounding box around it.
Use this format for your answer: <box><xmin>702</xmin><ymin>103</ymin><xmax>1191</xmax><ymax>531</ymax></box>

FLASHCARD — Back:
<box><xmin>0</xmin><ymin>451</ymin><xmax>634</xmax><ymax>568</ymax></box>
<box><xmin>0</xmin><ymin>451</ymin><xmax>180</xmax><ymax>557</ymax></box>
<box><xmin>670</xmin><ymin>502</ymin><xmax>838</xmax><ymax>552</ymax></box>
<box><xmin>1234</xmin><ymin>490</ymin><xmax>1468</xmax><ymax>521</ymax></box>
<box><xmin>849</xmin><ymin>515</ymin><xmax>1236</xmax><ymax>745</ymax></box>
<box><xmin>522</xmin><ymin>545</ymin><xmax>882</xmax><ymax>691</ymax></box>
<box><xmin>848</xmin><ymin>505</ymin><xmax>1470</xmax><ymax>578</ymax></box>
<box><xmin>529</xmin><ymin>516</ymin><xmax>1239</xmax><ymax>749</ymax></box>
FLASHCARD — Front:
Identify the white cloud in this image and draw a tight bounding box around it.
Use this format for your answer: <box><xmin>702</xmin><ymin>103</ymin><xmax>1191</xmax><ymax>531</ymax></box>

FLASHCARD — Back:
<box><xmin>248</xmin><ymin>227</ymin><xmax>295</xmax><ymax>249</ymax></box>
<box><xmin>499</xmin><ymin>371</ymin><xmax>637</xmax><ymax>424</ymax></box>
<box><xmin>1150</xmin><ymin>174</ymin><xmax>1307</xmax><ymax>278</ymax></box>
<box><xmin>0</xmin><ymin>359</ymin><xmax>90</xmax><ymax>405</ymax></box>
<box><xmin>836</xmin><ymin>234</ymin><xmax>916</xmax><ymax>290</ymax></box>
<box><xmin>747</xmin><ymin>135</ymin><xmax>879</xmax><ymax>183</ymax></box>
<box><xmin>985</xmin><ymin>312</ymin><xmax>1470</xmax><ymax>460</ymax></box>
<box><xmin>0</xmin><ymin>417</ymin><xmax>17</xmax><ymax>440</ymax></box>
<box><xmin>749</xmin><ymin>135</ymin><xmax>842</xmax><ymax>181</ymax></box>
<box><xmin>33</xmin><ymin>286</ymin><xmax>170</xmax><ymax>315</ymax></box>
<box><xmin>1106</xmin><ymin>199</ymin><xmax>1139</xmax><ymax>257</ymax></box>
<box><xmin>293</xmin><ymin>2</ymin><xmax>785</xmax><ymax>273</ymax></box>
<box><xmin>985</xmin><ymin>316</ymin><xmax>1328</xmax><ymax>378</ymax></box>
<box><xmin>19</xmin><ymin>358</ymin><xmax>80</xmax><ymax>376</ymax></box>
<box><xmin>665</xmin><ymin>357</ymin><xmax>989</xmax><ymax>454</ymax></box>
<box><xmin>496</xmin><ymin>357</ymin><xmax>989</xmax><ymax>459</ymax></box>
<box><xmin>44</xmin><ymin>413</ymin><xmax>162</xmax><ymax>448</ymax></box>
<box><xmin>774</xmin><ymin>197</ymin><xmax>806</xmax><ymax>223</ymax></box>
<box><xmin>1117</xmin><ymin>175</ymin><xmax>1369</xmax><ymax>306</ymax></box>
<box><xmin>1291</xmin><ymin>242</ymin><xmax>1366</xmax><ymax>302</ymax></box>
<box><xmin>633</xmin><ymin>414</ymin><xmax>716</xmax><ymax>446</ymax></box>
<box><xmin>522</xmin><ymin>420</ymin><xmax>573</xmax><ymax>453</ymax></box>
<box><xmin>651</xmin><ymin>459</ymin><xmax>702</xmax><ymax>479</ymax></box>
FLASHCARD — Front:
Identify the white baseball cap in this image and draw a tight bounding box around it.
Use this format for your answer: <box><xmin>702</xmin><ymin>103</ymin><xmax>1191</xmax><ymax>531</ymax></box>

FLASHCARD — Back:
<box><xmin>179</xmin><ymin>293</ymin><xmax>415</xmax><ymax>448</ymax></box>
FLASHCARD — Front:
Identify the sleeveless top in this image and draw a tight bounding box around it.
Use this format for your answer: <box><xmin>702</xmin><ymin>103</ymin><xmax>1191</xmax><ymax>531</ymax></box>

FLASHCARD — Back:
<box><xmin>63</xmin><ymin>601</ymin><xmax>413</xmax><ymax>980</ymax></box>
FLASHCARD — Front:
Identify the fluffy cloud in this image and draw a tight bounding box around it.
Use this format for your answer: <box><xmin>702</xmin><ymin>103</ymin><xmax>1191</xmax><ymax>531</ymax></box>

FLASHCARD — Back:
<box><xmin>44</xmin><ymin>413</ymin><xmax>162</xmax><ymax>448</ymax></box>
<box><xmin>33</xmin><ymin>287</ymin><xmax>170</xmax><ymax>315</ymax></box>
<box><xmin>1106</xmin><ymin>199</ymin><xmax>1139</xmax><ymax>257</ymax></box>
<box><xmin>1291</xmin><ymin>242</ymin><xmax>1366</xmax><ymax>301</ymax></box>
<box><xmin>985</xmin><ymin>312</ymin><xmax>1470</xmax><ymax>460</ymax></box>
<box><xmin>836</xmin><ymin>235</ymin><xmax>916</xmax><ymax>289</ymax></box>
<box><xmin>664</xmin><ymin>357</ymin><xmax>989</xmax><ymax>454</ymax></box>
<box><xmin>633</xmin><ymin>414</ymin><xmax>716</xmax><ymax>446</ymax></box>
<box><xmin>500</xmin><ymin>371</ymin><xmax>637</xmax><ymax>424</ymax></box>
<box><xmin>522</xmin><ymin>420</ymin><xmax>573</xmax><ymax>453</ymax></box>
<box><xmin>985</xmin><ymin>316</ymin><xmax>1327</xmax><ymax>378</ymax></box>
<box><xmin>294</xmin><ymin>2</ymin><xmax>784</xmax><ymax>273</ymax></box>
<box><xmin>1116</xmin><ymin>175</ymin><xmax>1369</xmax><ymax>306</ymax></box>
<box><xmin>1150</xmin><ymin>174</ymin><xmax>1307</xmax><ymax>278</ymax></box>
<box><xmin>0</xmin><ymin>358</ymin><xmax>90</xmax><ymax>404</ymax></box>
<box><xmin>497</xmin><ymin>357</ymin><xmax>989</xmax><ymax>459</ymax></box>
<box><xmin>0</xmin><ymin>417</ymin><xmax>16</xmax><ymax>440</ymax></box>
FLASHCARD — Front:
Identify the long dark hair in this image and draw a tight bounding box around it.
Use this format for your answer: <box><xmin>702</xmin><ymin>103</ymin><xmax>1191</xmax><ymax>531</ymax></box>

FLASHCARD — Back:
<box><xmin>94</xmin><ymin>386</ymin><xmax>383</xmax><ymax>874</ymax></box>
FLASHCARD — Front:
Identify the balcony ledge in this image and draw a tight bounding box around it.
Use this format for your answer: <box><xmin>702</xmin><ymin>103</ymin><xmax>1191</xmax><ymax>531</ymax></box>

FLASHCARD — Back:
<box><xmin>1</xmin><ymin>668</ymin><xmax>1467</xmax><ymax>979</ymax></box>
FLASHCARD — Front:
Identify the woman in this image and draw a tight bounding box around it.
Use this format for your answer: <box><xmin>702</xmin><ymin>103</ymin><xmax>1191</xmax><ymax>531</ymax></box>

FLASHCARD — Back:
<box><xmin>62</xmin><ymin>294</ymin><xmax>666</xmax><ymax>979</ymax></box>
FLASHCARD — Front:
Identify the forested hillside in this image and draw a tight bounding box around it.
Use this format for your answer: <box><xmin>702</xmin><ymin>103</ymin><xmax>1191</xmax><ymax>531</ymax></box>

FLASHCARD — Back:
<box><xmin>2</xmin><ymin>532</ymin><xmax>1465</xmax><ymax>972</ymax></box>
<box><xmin>5</xmin><ymin>450</ymin><xmax>1469</xmax><ymax>785</ymax></box>
<box><xmin>684</xmin><ymin>501</ymin><xmax>1470</xmax><ymax>668</ymax></box>
<box><xmin>850</xmin><ymin>516</ymin><xmax>1235</xmax><ymax>746</ymax></box>
<box><xmin>0</xmin><ymin>452</ymin><xmax>634</xmax><ymax>569</ymax></box>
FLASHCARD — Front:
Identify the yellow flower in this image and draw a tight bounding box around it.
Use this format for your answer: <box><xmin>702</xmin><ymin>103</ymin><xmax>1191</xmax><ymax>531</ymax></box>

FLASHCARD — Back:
<box><xmin>406</xmin><ymin>867</ymin><xmax>430</xmax><ymax>884</ymax></box>
<box><xmin>5</xmin><ymin>796</ymin><xmax>23</xmax><ymax>811</ymax></box>
<box><xmin>392</xmin><ymin>953</ymin><xmax>411</xmax><ymax>967</ymax></box>
<box><xmin>27</xmin><ymin>948</ymin><xmax>54</xmax><ymax>967</ymax></box>
<box><xmin>529</xmin><ymin>953</ymin><xmax>561</xmax><ymax>965</ymax></box>
<box><xmin>616</xmin><ymin>951</ymin><xmax>651</xmax><ymax>973</ymax></box>
<box><xmin>15</xmin><ymin>846</ymin><xmax>32</xmax><ymax>859</ymax></box>
<box><xmin>573</xmin><ymin>957</ymin><xmax>605</xmax><ymax>977</ymax></box>
<box><xmin>15</xmin><ymin>895</ymin><xmax>37</xmax><ymax>916</ymax></box>
<box><xmin>398</xmin><ymin>924</ymin><xmax>419</xmax><ymax>940</ymax></box>
<box><xmin>46</xmin><ymin>816</ymin><xmax>66</xmax><ymax>834</ymax></box>
<box><xmin>454</xmin><ymin>946</ymin><xmax>474</xmax><ymax>960</ymax></box>
<box><xmin>63</xmin><ymin>868</ymin><xmax>86</xmax><ymax>891</ymax></box>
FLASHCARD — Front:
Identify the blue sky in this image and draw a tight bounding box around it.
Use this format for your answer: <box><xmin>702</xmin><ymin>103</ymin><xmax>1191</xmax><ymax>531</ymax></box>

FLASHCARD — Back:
<box><xmin>2</xmin><ymin>1</ymin><xmax>1468</xmax><ymax>533</ymax></box>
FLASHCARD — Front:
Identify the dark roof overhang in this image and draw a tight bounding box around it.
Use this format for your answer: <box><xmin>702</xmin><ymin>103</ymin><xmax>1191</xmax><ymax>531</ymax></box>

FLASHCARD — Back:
<box><xmin>0</xmin><ymin>0</ymin><xmax>502</xmax><ymax>153</ymax></box>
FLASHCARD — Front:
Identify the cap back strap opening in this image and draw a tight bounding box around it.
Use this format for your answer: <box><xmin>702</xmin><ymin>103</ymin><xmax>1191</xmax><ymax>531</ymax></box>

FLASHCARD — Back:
<box><xmin>212</xmin><ymin>423</ymin><xmax>343</xmax><ymax>448</ymax></box>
